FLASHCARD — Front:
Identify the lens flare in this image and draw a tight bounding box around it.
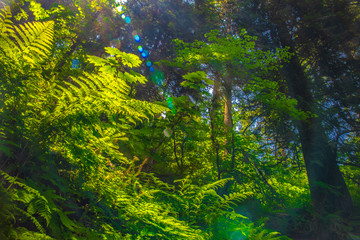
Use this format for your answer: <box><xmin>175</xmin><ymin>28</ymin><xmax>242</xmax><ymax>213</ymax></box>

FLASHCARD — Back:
<box><xmin>141</xmin><ymin>50</ymin><xmax>149</xmax><ymax>58</ymax></box>
<box><xmin>165</xmin><ymin>96</ymin><xmax>176</xmax><ymax>114</ymax></box>
<box><xmin>230</xmin><ymin>231</ymin><xmax>247</xmax><ymax>240</ymax></box>
<box><xmin>166</xmin><ymin>97</ymin><xmax>174</xmax><ymax>109</ymax></box>
<box><xmin>116</xmin><ymin>5</ymin><xmax>174</xmax><ymax>115</ymax></box>
<box><xmin>151</xmin><ymin>69</ymin><xmax>164</xmax><ymax>85</ymax></box>
<box><xmin>134</xmin><ymin>35</ymin><xmax>140</xmax><ymax>42</ymax></box>
<box><xmin>72</xmin><ymin>59</ymin><xmax>79</xmax><ymax>69</ymax></box>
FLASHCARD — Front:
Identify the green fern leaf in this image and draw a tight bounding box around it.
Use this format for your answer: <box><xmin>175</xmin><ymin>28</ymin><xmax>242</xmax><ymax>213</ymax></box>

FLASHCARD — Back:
<box><xmin>12</xmin><ymin>21</ymin><xmax>54</xmax><ymax>63</ymax></box>
<box><xmin>220</xmin><ymin>192</ymin><xmax>251</xmax><ymax>210</ymax></box>
<box><xmin>16</xmin><ymin>230</ymin><xmax>55</xmax><ymax>240</ymax></box>
<box><xmin>57</xmin><ymin>211</ymin><xmax>78</xmax><ymax>231</ymax></box>
<box><xmin>0</xmin><ymin>7</ymin><xmax>17</xmax><ymax>55</ymax></box>
<box><xmin>87</xmin><ymin>55</ymin><xmax>108</xmax><ymax>66</ymax></box>
<box><xmin>27</xmin><ymin>197</ymin><xmax>51</xmax><ymax>226</ymax></box>
<box><xmin>105</xmin><ymin>47</ymin><xmax>142</xmax><ymax>67</ymax></box>
<box><xmin>0</xmin><ymin>6</ymin><xmax>14</xmax><ymax>35</ymax></box>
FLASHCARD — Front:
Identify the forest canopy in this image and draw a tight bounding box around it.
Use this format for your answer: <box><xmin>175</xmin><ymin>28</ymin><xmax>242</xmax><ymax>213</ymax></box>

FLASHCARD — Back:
<box><xmin>0</xmin><ymin>0</ymin><xmax>359</xmax><ymax>239</ymax></box>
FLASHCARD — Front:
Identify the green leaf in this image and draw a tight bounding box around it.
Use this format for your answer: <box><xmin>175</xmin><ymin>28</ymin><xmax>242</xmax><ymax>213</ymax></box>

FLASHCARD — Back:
<box><xmin>87</xmin><ymin>55</ymin><xmax>107</xmax><ymax>66</ymax></box>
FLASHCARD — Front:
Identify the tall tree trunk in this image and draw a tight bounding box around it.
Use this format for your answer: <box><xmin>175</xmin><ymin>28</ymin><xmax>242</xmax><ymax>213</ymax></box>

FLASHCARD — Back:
<box><xmin>275</xmin><ymin>21</ymin><xmax>353</xmax><ymax>239</ymax></box>
<box><xmin>220</xmin><ymin>72</ymin><xmax>237</xmax><ymax>196</ymax></box>
<box><xmin>223</xmin><ymin>84</ymin><xmax>233</xmax><ymax>132</ymax></box>
<box><xmin>223</xmin><ymin>74</ymin><xmax>235</xmax><ymax>171</ymax></box>
<box><xmin>210</xmin><ymin>75</ymin><xmax>222</xmax><ymax>180</ymax></box>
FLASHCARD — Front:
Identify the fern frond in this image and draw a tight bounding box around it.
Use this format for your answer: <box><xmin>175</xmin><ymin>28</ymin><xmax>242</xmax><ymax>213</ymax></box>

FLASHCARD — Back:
<box><xmin>219</xmin><ymin>192</ymin><xmax>252</xmax><ymax>210</ymax></box>
<box><xmin>0</xmin><ymin>6</ymin><xmax>14</xmax><ymax>35</ymax></box>
<box><xmin>56</xmin><ymin>71</ymin><xmax>167</xmax><ymax>126</ymax></box>
<box><xmin>15</xmin><ymin>228</ymin><xmax>55</xmax><ymax>240</ymax></box>
<box><xmin>1</xmin><ymin>171</ymin><xmax>41</xmax><ymax>198</ymax></box>
<box><xmin>235</xmin><ymin>221</ymin><xmax>291</xmax><ymax>240</ymax></box>
<box><xmin>0</xmin><ymin>6</ymin><xmax>17</xmax><ymax>56</ymax></box>
<box><xmin>250</xmin><ymin>228</ymin><xmax>286</xmax><ymax>240</ymax></box>
<box><xmin>126</xmin><ymin>201</ymin><xmax>205</xmax><ymax>239</ymax></box>
<box><xmin>143</xmin><ymin>173</ymin><xmax>176</xmax><ymax>191</ymax></box>
<box><xmin>56</xmin><ymin>210</ymin><xmax>78</xmax><ymax>231</ymax></box>
<box><xmin>118</xmin><ymin>71</ymin><xmax>147</xmax><ymax>84</ymax></box>
<box><xmin>105</xmin><ymin>47</ymin><xmax>142</xmax><ymax>68</ymax></box>
<box><xmin>5</xmin><ymin>20</ymin><xmax>54</xmax><ymax>64</ymax></box>
<box><xmin>15</xmin><ymin>21</ymin><xmax>53</xmax><ymax>53</ymax></box>
<box><xmin>189</xmin><ymin>179</ymin><xmax>231</xmax><ymax>207</ymax></box>
<box><xmin>87</xmin><ymin>55</ymin><xmax>107</xmax><ymax>66</ymax></box>
<box><xmin>0</xmin><ymin>128</ymin><xmax>16</xmax><ymax>157</ymax></box>
<box><xmin>27</xmin><ymin>196</ymin><xmax>52</xmax><ymax>226</ymax></box>
<box><xmin>1</xmin><ymin>171</ymin><xmax>53</xmax><ymax>230</ymax></box>
<box><xmin>14</xmin><ymin>206</ymin><xmax>46</xmax><ymax>233</ymax></box>
<box><xmin>201</xmin><ymin>178</ymin><xmax>231</xmax><ymax>192</ymax></box>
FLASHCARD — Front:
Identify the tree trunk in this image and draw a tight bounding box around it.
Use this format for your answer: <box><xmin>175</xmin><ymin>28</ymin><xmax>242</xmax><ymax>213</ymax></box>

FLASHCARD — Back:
<box><xmin>276</xmin><ymin>23</ymin><xmax>353</xmax><ymax>239</ymax></box>
<box><xmin>223</xmin><ymin>75</ymin><xmax>236</xmax><ymax>172</ymax></box>
<box><xmin>210</xmin><ymin>74</ymin><xmax>222</xmax><ymax>180</ymax></box>
<box><xmin>223</xmin><ymin>84</ymin><xmax>233</xmax><ymax>132</ymax></box>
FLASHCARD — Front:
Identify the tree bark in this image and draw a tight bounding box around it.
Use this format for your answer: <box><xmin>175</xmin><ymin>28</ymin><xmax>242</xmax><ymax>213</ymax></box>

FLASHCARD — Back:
<box><xmin>276</xmin><ymin>22</ymin><xmax>353</xmax><ymax>239</ymax></box>
<box><xmin>210</xmin><ymin>74</ymin><xmax>222</xmax><ymax>180</ymax></box>
<box><xmin>223</xmin><ymin>83</ymin><xmax>233</xmax><ymax>132</ymax></box>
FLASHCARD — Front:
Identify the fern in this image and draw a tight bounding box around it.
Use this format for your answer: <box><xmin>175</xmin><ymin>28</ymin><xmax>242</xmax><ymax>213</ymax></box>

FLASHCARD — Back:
<box><xmin>56</xmin><ymin>210</ymin><xmax>78</xmax><ymax>231</ymax></box>
<box><xmin>0</xmin><ymin>5</ymin><xmax>206</xmax><ymax>240</ymax></box>
<box><xmin>0</xmin><ymin>6</ymin><xmax>55</xmax><ymax>162</ymax></box>
<box><xmin>46</xmin><ymin>49</ymin><xmax>167</xmax><ymax>173</ymax></box>
<box><xmin>0</xmin><ymin>170</ymin><xmax>88</xmax><ymax>239</ymax></box>
<box><xmin>12</xmin><ymin>228</ymin><xmax>54</xmax><ymax>240</ymax></box>
<box><xmin>0</xmin><ymin>6</ymin><xmax>14</xmax><ymax>49</ymax></box>
<box><xmin>0</xmin><ymin>7</ymin><xmax>13</xmax><ymax>33</ymax></box>
<box><xmin>14</xmin><ymin>206</ymin><xmax>47</xmax><ymax>234</ymax></box>
<box><xmin>55</xmin><ymin>57</ymin><xmax>166</xmax><ymax>126</ymax></box>
<box><xmin>171</xmin><ymin>177</ymin><xmax>253</xmax><ymax>234</ymax></box>
<box><xmin>215</xmin><ymin>192</ymin><xmax>252</xmax><ymax>211</ymax></box>
<box><xmin>1</xmin><ymin>171</ymin><xmax>52</xmax><ymax>235</ymax></box>
<box><xmin>0</xmin><ymin>128</ymin><xmax>15</xmax><ymax>157</ymax></box>
<box><xmin>14</xmin><ymin>21</ymin><xmax>54</xmax><ymax>60</ymax></box>
<box><xmin>0</xmin><ymin>7</ymin><xmax>53</xmax><ymax>65</ymax></box>
<box><xmin>234</xmin><ymin>221</ymin><xmax>292</xmax><ymax>240</ymax></box>
<box><xmin>27</xmin><ymin>197</ymin><xmax>52</xmax><ymax>226</ymax></box>
<box><xmin>1</xmin><ymin>5</ymin><xmax>280</xmax><ymax>240</ymax></box>
<box><xmin>201</xmin><ymin>178</ymin><xmax>230</xmax><ymax>191</ymax></box>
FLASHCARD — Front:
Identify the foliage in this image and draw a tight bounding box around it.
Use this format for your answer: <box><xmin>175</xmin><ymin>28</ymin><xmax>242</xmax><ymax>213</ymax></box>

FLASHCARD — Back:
<box><xmin>0</xmin><ymin>1</ymin><xmax>359</xmax><ymax>240</ymax></box>
<box><xmin>232</xmin><ymin>220</ymin><xmax>292</xmax><ymax>240</ymax></box>
<box><xmin>0</xmin><ymin>171</ymin><xmax>54</xmax><ymax>239</ymax></box>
